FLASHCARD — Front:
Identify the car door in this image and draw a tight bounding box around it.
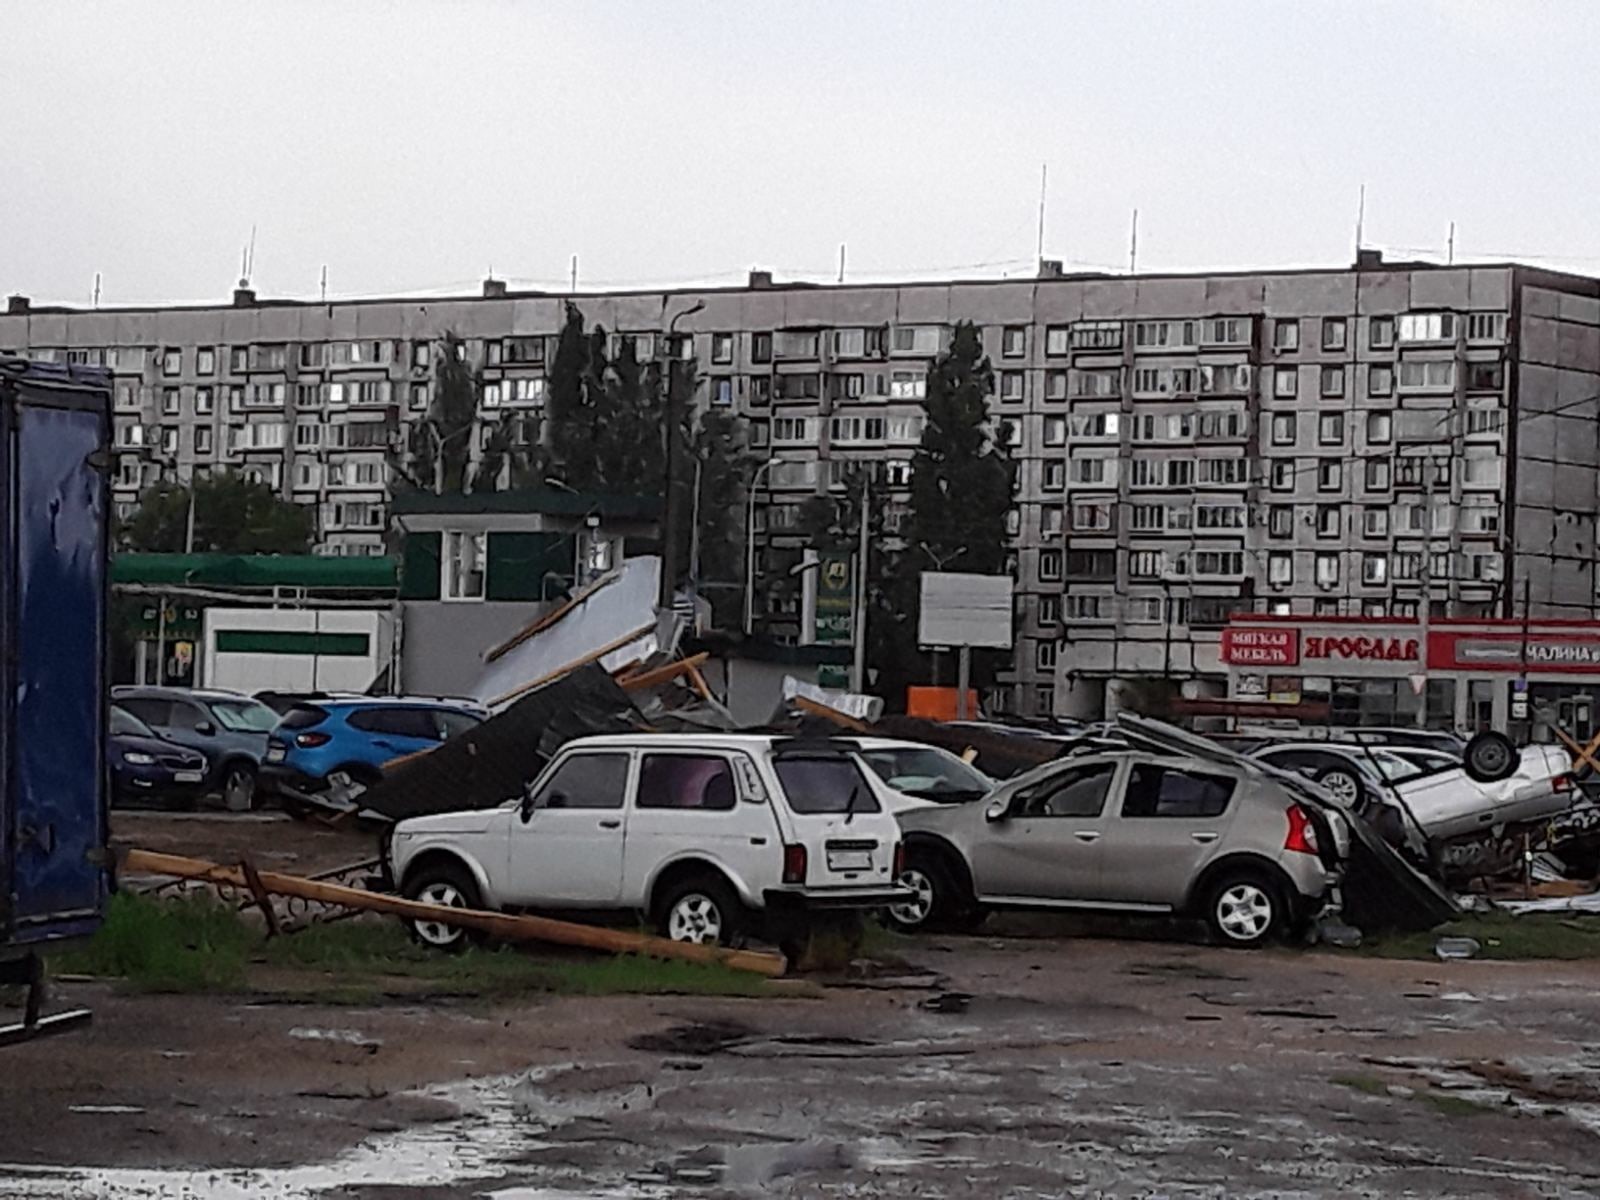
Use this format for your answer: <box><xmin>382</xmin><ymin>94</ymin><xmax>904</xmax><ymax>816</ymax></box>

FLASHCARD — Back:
<box><xmin>1095</xmin><ymin>758</ymin><xmax>1240</xmax><ymax>907</ymax></box>
<box><xmin>157</xmin><ymin>698</ymin><xmax>213</xmax><ymax>757</ymax></box>
<box><xmin>349</xmin><ymin>707</ymin><xmax>438</xmax><ymax>765</ymax></box>
<box><xmin>505</xmin><ymin>750</ymin><xmax>633</xmax><ymax>907</ymax></box>
<box><xmin>623</xmin><ymin>750</ymin><xmax>778</xmax><ymax>902</ymax></box>
<box><xmin>966</xmin><ymin>759</ymin><xmax>1121</xmax><ymax>903</ymax></box>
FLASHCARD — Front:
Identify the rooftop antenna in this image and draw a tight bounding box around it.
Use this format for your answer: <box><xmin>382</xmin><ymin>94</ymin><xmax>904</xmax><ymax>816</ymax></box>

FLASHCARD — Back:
<box><xmin>1036</xmin><ymin>162</ymin><xmax>1048</xmax><ymax>265</ymax></box>
<box><xmin>1447</xmin><ymin>221</ymin><xmax>1456</xmax><ymax>265</ymax></box>
<box><xmin>246</xmin><ymin>224</ymin><xmax>257</xmax><ymax>283</ymax></box>
<box><xmin>570</xmin><ymin>254</ymin><xmax>578</xmax><ymax>293</ymax></box>
<box><xmin>238</xmin><ymin>242</ymin><xmax>249</xmax><ymax>288</ymax></box>
<box><xmin>319</xmin><ymin>264</ymin><xmax>328</xmax><ymax>303</ymax></box>
<box><xmin>1129</xmin><ymin>208</ymin><xmax>1139</xmax><ymax>274</ymax></box>
<box><xmin>1354</xmin><ymin>184</ymin><xmax>1366</xmax><ymax>254</ymax></box>
<box><xmin>92</xmin><ymin>272</ymin><xmax>101</xmax><ymax>309</ymax></box>
<box><xmin>837</xmin><ymin>243</ymin><xmax>846</xmax><ymax>283</ymax></box>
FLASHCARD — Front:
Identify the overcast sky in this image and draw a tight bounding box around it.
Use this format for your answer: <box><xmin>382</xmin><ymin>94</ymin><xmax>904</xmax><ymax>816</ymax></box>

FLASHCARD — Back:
<box><xmin>5</xmin><ymin>0</ymin><xmax>1599</xmax><ymax>307</ymax></box>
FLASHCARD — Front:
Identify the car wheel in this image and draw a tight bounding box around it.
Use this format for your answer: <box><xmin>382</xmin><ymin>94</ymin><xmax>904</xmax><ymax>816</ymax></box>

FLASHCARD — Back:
<box><xmin>887</xmin><ymin>849</ymin><xmax>984</xmax><ymax>934</ymax></box>
<box><xmin>403</xmin><ymin>863</ymin><xmax>482</xmax><ymax>953</ymax></box>
<box><xmin>1463</xmin><ymin>731</ymin><xmax>1521</xmax><ymax>783</ymax></box>
<box><xmin>656</xmin><ymin>874</ymin><xmax>745</xmax><ymax>947</ymax></box>
<box><xmin>222</xmin><ymin>764</ymin><xmax>257</xmax><ymax>812</ymax></box>
<box><xmin>1204</xmin><ymin>872</ymin><xmax>1283</xmax><ymax>949</ymax></box>
<box><xmin>1313</xmin><ymin>766</ymin><xmax>1363</xmax><ymax>809</ymax></box>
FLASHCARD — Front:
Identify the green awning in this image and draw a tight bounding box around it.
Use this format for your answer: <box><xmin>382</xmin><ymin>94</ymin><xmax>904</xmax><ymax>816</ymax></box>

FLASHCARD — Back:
<box><xmin>112</xmin><ymin>553</ymin><xmax>398</xmax><ymax>591</ymax></box>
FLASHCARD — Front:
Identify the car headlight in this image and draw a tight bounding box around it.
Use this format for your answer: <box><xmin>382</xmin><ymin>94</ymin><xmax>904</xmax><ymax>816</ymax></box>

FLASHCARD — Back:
<box><xmin>123</xmin><ymin>752</ymin><xmax>156</xmax><ymax>766</ymax></box>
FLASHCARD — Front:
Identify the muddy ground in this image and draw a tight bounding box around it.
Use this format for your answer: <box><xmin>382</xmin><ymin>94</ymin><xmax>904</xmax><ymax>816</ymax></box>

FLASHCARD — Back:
<box><xmin>4</xmin><ymin>816</ymin><xmax>1600</xmax><ymax>1197</ymax></box>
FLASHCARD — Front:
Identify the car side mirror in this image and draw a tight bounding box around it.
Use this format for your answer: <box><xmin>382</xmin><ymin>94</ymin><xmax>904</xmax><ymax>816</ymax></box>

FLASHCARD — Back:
<box><xmin>195</xmin><ymin>721</ymin><xmax>216</xmax><ymax>737</ymax></box>
<box><xmin>519</xmin><ymin>782</ymin><xmax>537</xmax><ymax>824</ymax></box>
<box><xmin>985</xmin><ymin>797</ymin><xmax>1010</xmax><ymax>823</ymax></box>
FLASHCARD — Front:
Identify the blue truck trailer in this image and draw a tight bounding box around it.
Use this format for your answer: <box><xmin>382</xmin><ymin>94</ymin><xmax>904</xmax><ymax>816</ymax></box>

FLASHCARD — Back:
<box><xmin>0</xmin><ymin>354</ymin><xmax>112</xmax><ymax>1044</ymax></box>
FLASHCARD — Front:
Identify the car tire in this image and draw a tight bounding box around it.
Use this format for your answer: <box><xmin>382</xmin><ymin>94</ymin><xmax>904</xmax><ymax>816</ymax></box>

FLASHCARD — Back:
<box><xmin>402</xmin><ymin>862</ymin><xmax>483</xmax><ymax>953</ymax></box>
<box><xmin>1313</xmin><ymin>766</ymin><xmax>1364</xmax><ymax>810</ymax></box>
<box><xmin>1462</xmin><ymin>731</ymin><xmax>1521</xmax><ymax>783</ymax></box>
<box><xmin>221</xmin><ymin>763</ymin><xmax>257</xmax><ymax>812</ymax></box>
<box><xmin>655</xmin><ymin>873</ymin><xmax>746</xmax><ymax>947</ymax></box>
<box><xmin>1202</xmin><ymin>871</ymin><xmax>1284</xmax><ymax>950</ymax></box>
<box><xmin>888</xmin><ymin>848</ymin><xmax>984</xmax><ymax>934</ymax></box>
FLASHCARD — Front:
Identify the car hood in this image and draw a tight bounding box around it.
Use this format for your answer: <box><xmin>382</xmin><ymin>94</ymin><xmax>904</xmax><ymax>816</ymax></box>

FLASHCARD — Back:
<box><xmin>111</xmin><ymin>733</ymin><xmax>205</xmax><ymax>764</ymax></box>
<box><xmin>394</xmin><ymin>809</ymin><xmax>505</xmax><ymax>837</ymax></box>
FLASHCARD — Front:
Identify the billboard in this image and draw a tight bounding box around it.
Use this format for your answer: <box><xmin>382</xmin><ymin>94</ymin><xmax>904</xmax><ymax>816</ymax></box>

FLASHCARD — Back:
<box><xmin>917</xmin><ymin>572</ymin><xmax>1013</xmax><ymax>649</ymax></box>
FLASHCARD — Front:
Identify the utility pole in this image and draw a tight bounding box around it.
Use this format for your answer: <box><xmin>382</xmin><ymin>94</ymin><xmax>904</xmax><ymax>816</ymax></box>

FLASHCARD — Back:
<box><xmin>744</xmin><ymin>458</ymin><xmax>779</xmax><ymax>635</ymax></box>
<box><xmin>851</xmin><ymin>473</ymin><xmax>870</xmax><ymax>693</ymax></box>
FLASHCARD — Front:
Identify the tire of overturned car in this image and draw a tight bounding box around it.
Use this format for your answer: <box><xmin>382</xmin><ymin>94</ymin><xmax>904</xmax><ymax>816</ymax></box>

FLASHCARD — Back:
<box><xmin>1461</xmin><ymin>730</ymin><xmax>1521</xmax><ymax>784</ymax></box>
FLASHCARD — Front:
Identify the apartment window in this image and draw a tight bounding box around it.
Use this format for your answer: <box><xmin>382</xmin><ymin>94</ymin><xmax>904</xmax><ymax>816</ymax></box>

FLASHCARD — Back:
<box><xmin>1369</xmin><ymin>316</ymin><xmax>1395</xmax><ymax>350</ymax></box>
<box><xmin>1038</xmin><ymin>549</ymin><xmax>1063</xmax><ymax>581</ymax></box>
<box><xmin>1044</xmin><ymin>370</ymin><xmax>1068</xmax><ymax>401</ymax></box>
<box><xmin>1045</xmin><ymin>326</ymin><xmax>1071</xmax><ymax>356</ymax></box>
<box><xmin>1065</xmin><ymin>595</ymin><xmax>1109</xmax><ymax>622</ymax></box>
<box><xmin>1128</xmin><ymin>503</ymin><xmax>1165</xmax><ymax>532</ymax></box>
<box><xmin>1196</xmin><ymin>503</ymin><xmax>1245</xmax><ymax>530</ymax></box>
<box><xmin>1268</xmin><ymin>506</ymin><xmax>1293</xmax><ymax>538</ymax></box>
<box><xmin>1197</xmin><ymin>410</ymin><xmax>1246</xmax><ymax>441</ymax></box>
<box><xmin>1465</xmin><ymin>405</ymin><xmax>1504</xmax><ymax>435</ymax></box>
<box><xmin>196</xmin><ymin>347</ymin><xmax>216</xmax><ymax>375</ymax></box>
<box><xmin>1167</xmin><ymin>459</ymin><xmax>1193</xmax><ymax>487</ymax></box>
<box><xmin>1002</xmin><ymin>326</ymin><xmax>1026</xmax><ymax>358</ymax></box>
<box><xmin>1267</xmin><ymin>553</ymin><xmax>1293</xmax><ymax>587</ymax></box>
<box><xmin>1465</xmin><ymin>362</ymin><xmax>1505</xmax><ymax>392</ymax></box>
<box><xmin>1071</xmin><ymin>368</ymin><xmax>1120</xmax><ymax>398</ymax></box>
<box><xmin>1042</xmin><ymin>461</ymin><xmax>1065</xmax><ymax>492</ymax></box>
<box><xmin>1364</xmin><ymin>458</ymin><xmax>1391</xmax><ymax>491</ymax></box>
<box><xmin>1316</xmin><ymin>504</ymin><xmax>1342</xmax><ymax>538</ymax></box>
<box><xmin>1270</xmin><ymin>460</ymin><xmax>1295</xmax><ymax>492</ymax></box>
<box><xmin>1399</xmin><ymin>359</ymin><xmax>1455</xmax><ymax>391</ymax></box>
<box><xmin>1069</xmin><ymin>502</ymin><xmax>1110</xmax><ymax>533</ymax></box>
<box><xmin>1363</xmin><ymin>507</ymin><xmax>1389</xmax><ymax>537</ymax></box>
<box><xmin>410</xmin><ymin>383</ymin><xmax>429</xmax><ymax>410</ymax></box>
<box><xmin>1315</xmin><ymin>553</ymin><xmax>1341</xmax><ymax>589</ymax></box>
<box><xmin>1199</xmin><ymin>363</ymin><xmax>1251</xmax><ymax>395</ymax></box>
<box><xmin>774</xmin><ymin>330</ymin><xmax>820</xmax><ymax>359</ymax></box>
<box><xmin>1193</xmin><ymin>550</ymin><xmax>1244</xmax><ymax>578</ymax></box>
<box><xmin>889</xmin><ymin>370</ymin><xmax>926</xmax><ymax>400</ymax></box>
<box><xmin>158</xmin><ymin>348</ymin><xmax>181</xmax><ymax>377</ymax></box>
<box><xmin>710</xmin><ymin>377</ymin><xmax>734</xmax><ymax>407</ymax></box>
<box><xmin>749</xmin><ymin>376</ymin><xmax>771</xmax><ymax>407</ymax></box>
<box><xmin>294</xmin><ymin>422</ymin><xmax>322</xmax><ymax>449</ymax></box>
<box><xmin>1069</xmin><ymin>457</ymin><xmax>1108</xmax><ymax>484</ymax></box>
<box><xmin>229</xmin><ymin>346</ymin><xmax>248</xmax><ymax>373</ymax></box>
<box><xmin>1204</xmin><ymin>317</ymin><xmax>1248</xmax><ymax>346</ymax></box>
<box><xmin>1043</xmin><ymin>416</ymin><xmax>1067</xmax><ymax>446</ymax></box>
<box><xmin>1317</xmin><ymin>460</ymin><xmax>1342</xmax><ymax>492</ymax></box>
<box><xmin>1125</xmin><ymin>597</ymin><xmax>1165</xmax><ymax>624</ymax></box>
<box><xmin>1068</xmin><ymin>549</ymin><xmax>1117</xmax><ymax>579</ymax></box>
<box><xmin>1135</xmin><ymin>320</ymin><xmax>1194</xmax><ymax>350</ymax></box>
<box><xmin>1365</xmin><ymin>411</ymin><xmax>1392</xmax><ymax>445</ymax></box>
<box><xmin>1003</xmin><ymin>508</ymin><xmax>1022</xmax><ymax>538</ymax></box>
<box><xmin>1318</xmin><ymin>413</ymin><xmax>1345</xmax><ymax>446</ymax></box>
<box><xmin>193</xmin><ymin>426</ymin><xmax>211</xmax><ymax>454</ymax></box>
<box><xmin>511</xmin><ymin>378</ymin><xmax>546</xmax><ymax>405</ymax></box>
<box><xmin>1038</xmin><ymin>595</ymin><xmax>1061</xmax><ymax>626</ymax></box>
<box><xmin>1361</xmin><ymin>552</ymin><xmax>1389</xmax><ymax>586</ymax></box>
<box><xmin>772</xmin><ymin>416</ymin><xmax>819</xmax><ymax>443</ymax></box>
<box><xmin>1465</xmin><ymin>551</ymin><xmax>1503</xmax><ymax>582</ymax></box>
<box><xmin>1467</xmin><ymin>312</ymin><xmax>1506</xmax><ymax>342</ymax></box>
<box><xmin>1320</xmin><ymin>365</ymin><xmax>1345</xmax><ymax>398</ymax></box>
<box><xmin>1069</xmin><ymin>411</ymin><xmax>1119</xmax><ymax>439</ymax></box>
<box><xmin>1270</xmin><ymin>413</ymin><xmax>1296</xmax><ymax>446</ymax></box>
<box><xmin>750</xmin><ymin>332</ymin><xmax>773</xmax><ymax>364</ymax></box>
<box><xmin>405</xmin><ymin>341</ymin><xmax>428</xmax><ymax>370</ymax></box>
<box><xmin>1274</xmin><ymin>319</ymin><xmax>1300</xmax><ymax>351</ymax></box>
<box><xmin>1321</xmin><ymin>318</ymin><xmax>1347</xmax><ymax>351</ymax></box>
<box><xmin>502</xmin><ymin>336</ymin><xmax>543</xmax><ymax>365</ymax></box>
<box><xmin>1196</xmin><ymin>457</ymin><xmax>1247</xmax><ymax>485</ymax></box>
<box><xmin>1368</xmin><ymin>364</ymin><xmax>1394</xmax><ymax>398</ymax></box>
<box><xmin>1398</xmin><ymin>312</ymin><xmax>1456</xmax><ymax>343</ymax></box>
<box><xmin>1071</xmin><ymin>320</ymin><xmax>1123</xmax><ymax>350</ymax></box>
<box><xmin>1000</xmin><ymin>371</ymin><xmax>1025</xmax><ymax>402</ymax></box>
<box><xmin>1463</xmin><ymin>455</ymin><xmax>1501</xmax><ymax>487</ymax></box>
<box><xmin>892</xmin><ymin>325</ymin><xmax>942</xmax><ymax>356</ymax></box>
<box><xmin>1273</xmin><ymin>367</ymin><xmax>1298</xmax><ymax>399</ymax></box>
<box><xmin>1029</xmin><ymin>638</ymin><xmax>1059</xmax><ymax>672</ymax></box>
<box><xmin>442</xmin><ymin>531</ymin><xmax>487</xmax><ymax>601</ymax></box>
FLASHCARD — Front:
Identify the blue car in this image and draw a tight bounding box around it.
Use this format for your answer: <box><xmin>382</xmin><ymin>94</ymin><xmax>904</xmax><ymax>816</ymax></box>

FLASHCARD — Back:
<box><xmin>261</xmin><ymin>697</ymin><xmax>485</xmax><ymax>797</ymax></box>
<box><xmin>108</xmin><ymin>705</ymin><xmax>209</xmax><ymax>809</ymax></box>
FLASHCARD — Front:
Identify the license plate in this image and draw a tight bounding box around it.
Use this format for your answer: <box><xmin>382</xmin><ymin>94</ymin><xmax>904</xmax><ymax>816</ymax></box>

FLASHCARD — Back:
<box><xmin>266</xmin><ymin>747</ymin><xmax>286</xmax><ymax>763</ymax></box>
<box><xmin>174</xmin><ymin>771</ymin><xmax>203</xmax><ymax>783</ymax></box>
<box><xmin>827</xmin><ymin>849</ymin><xmax>873</xmax><ymax>872</ymax></box>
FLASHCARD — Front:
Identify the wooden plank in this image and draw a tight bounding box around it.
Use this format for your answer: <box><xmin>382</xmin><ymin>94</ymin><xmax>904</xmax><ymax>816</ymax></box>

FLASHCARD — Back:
<box><xmin>794</xmin><ymin>694</ymin><xmax>871</xmax><ymax>733</ymax></box>
<box><xmin>123</xmin><ymin>849</ymin><xmax>786</xmax><ymax>978</ymax></box>
<box><xmin>618</xmin><ymin>652</ymin><xmax>711</xmax><ymax>693</ymax></box>
<box><xmin>481</xmin><ymin>567</ymin><xmax>625</xmax><ymax>664</ymax></box>
<box><xmin>687</xmin><ymin>665</ymin><xmax>715</xmax><ymax>703</ymax></box>
<box><xmin>239</xmin><ymin>855</ymin><xmax>281</xmax><ymax>938</ymax></box>
<box><xmin>486</xmin><ymin>622</ymin><xmax>656</xmax><ymax>709</ymax></box>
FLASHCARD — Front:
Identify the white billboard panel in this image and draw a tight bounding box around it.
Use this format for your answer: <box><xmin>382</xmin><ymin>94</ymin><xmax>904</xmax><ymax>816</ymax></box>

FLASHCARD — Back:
<box><xmin>918</xmin><ymin>571</ymin><xmax>1014</xmax><ymax>649</ymax></box>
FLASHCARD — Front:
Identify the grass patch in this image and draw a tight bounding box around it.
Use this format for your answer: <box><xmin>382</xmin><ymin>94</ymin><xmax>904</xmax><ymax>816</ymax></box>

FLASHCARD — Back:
<box><xmin>52</xmin><ymin>893</ymin><xmax>771</xmax><ymax>1000</ymax></box>
<box><xmin>1419</xmin><ymin>1091</ymin><xmax>1497</xmax><ymax>1118</ymax></box>
<box><xmin>1343</xmin><ymin>911</ymin><xmax>1600</xmax><ymax>961</ymax></box>
<box><xmin>1334</xmin><ymin>1073</ymin><xmax>1391</xmax><ymax>1097</ymax></box>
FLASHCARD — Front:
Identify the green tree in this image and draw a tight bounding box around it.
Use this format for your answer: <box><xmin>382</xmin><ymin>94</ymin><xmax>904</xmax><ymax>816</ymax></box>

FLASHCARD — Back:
<box><xmin>690</xmin><ymin>406</ymin><xmax>754</xmax><ymax>627</ymax></box>
<box><xmin>391</xmin><ymin>331</ymin><xmax>536</xmax><ymax>494</ymax></box>
<box><xmin>120</xmin><ymin>471</ymin><xmax>314</xmax><ymax>554</ymax></box>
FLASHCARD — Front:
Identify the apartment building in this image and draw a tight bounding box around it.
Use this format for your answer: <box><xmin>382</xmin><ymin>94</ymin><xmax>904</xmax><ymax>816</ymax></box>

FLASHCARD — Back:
<box><xmin>3</xmin><ymin>253</ymin><xmax>1598</xmax><ymax>719</ymax></box>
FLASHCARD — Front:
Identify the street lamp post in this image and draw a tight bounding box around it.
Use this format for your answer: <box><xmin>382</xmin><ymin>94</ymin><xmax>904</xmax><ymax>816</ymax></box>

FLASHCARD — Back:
<box><xmin>744</xmin><ymin>457</ymin><xmax>780</xmax><ymax>635</ymax></box>
<box><xmin>659</xmin><ymin>299</ymin><xmax>705</xmax><ymax>608</ymax></box>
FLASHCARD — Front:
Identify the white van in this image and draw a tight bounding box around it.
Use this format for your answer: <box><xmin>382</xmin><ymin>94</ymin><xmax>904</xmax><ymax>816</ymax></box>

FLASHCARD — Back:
<box><xmin>387</xmin><ymin>733</ymin><xmax>910</xmax><ymax>948</ymax></box>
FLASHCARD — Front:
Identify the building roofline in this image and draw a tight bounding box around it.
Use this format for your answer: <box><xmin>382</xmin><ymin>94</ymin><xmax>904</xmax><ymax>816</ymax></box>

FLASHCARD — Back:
<box><xmin>8</xmin><ymin>255</ymin><xmax>1599</xmax><ymax>319</ymax></box>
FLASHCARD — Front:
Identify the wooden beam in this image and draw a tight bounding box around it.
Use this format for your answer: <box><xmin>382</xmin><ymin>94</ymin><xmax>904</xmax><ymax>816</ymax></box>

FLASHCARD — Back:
<box><xmin>486</xmin><ymin>622</ymin><xmax>656</xmax><ymax>709</ymax></box>
<box><xmin>618</xmin><ymin>652</ymin><xmax>711</xmax><ymax>693</ymax></box>
<box><xmin>793</xmin><ymin>694</ymin><xmax>871</xmax><ymax>733</ymax></box>
<box><xmin>687</xmin><ymin>664</ymin><xmax>715</xmax><ymax>703</ymax></box>
<box><xmin>123</xmin><ymin>849</ymin><xmax>786</xmax><ymax>978</ymax></box>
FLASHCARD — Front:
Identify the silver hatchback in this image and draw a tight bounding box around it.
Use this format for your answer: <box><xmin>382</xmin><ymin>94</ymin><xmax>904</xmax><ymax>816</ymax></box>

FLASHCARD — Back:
<box><xmin>891</xmin><ymin>721</ymin><xmax>1348</xmax><ymax>948</ymax></box>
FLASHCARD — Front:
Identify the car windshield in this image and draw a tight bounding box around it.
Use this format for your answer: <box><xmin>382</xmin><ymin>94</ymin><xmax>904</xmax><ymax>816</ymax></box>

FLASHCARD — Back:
<box><xmin>209</xmin><ymin>700</ymin><xmax>280</xmax><ymax>733</ymax></box>
<box><xmin>1364</xmin><ymin>750</ymin><xmax>1423</xmax><ymax>781</ymax></box>
<box><xmin>858</xmin><ymin>747</ymin><xmax>992</xmax><ymax>801</ymax></box>
<box><xmin>110</xmin><ymin>707</ymin><xmax>155</xmax><ymax>738</ymax></box>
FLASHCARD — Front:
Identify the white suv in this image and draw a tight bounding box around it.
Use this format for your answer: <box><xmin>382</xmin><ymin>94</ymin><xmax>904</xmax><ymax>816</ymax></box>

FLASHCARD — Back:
<box><xmin>386</xmin><ymin>733</ymin><xmax>909</xmax><ymax>949</ymax></box>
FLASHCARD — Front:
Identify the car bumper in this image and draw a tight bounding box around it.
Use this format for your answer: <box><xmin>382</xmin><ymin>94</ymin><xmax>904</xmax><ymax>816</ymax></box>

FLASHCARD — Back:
<box><xmin>763</xmin><ymin>885</ymin><xmax>916</xmax><ymax>911</ymax></box>
<box><xmin>258</xmin><ymin>763</ymin><xmax>327</xmax><ymax>797</ymax></box>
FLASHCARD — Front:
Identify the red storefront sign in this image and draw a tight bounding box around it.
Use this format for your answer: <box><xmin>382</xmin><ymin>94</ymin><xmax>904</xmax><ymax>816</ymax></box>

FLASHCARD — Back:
<box><xmin>1304</xmin><ymin>633</ymin><xmax>1420</xmax><ymax>663</ymax></box>
<box><xmin>1220</xmin><ymin>627</ymin><xmax>1299</xmax><ymax>666</ymax></box>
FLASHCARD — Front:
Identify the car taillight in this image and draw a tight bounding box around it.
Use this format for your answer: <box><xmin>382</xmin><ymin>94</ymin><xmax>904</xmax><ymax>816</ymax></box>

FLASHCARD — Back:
<box><xmin>893</xmin><ymin>841</ymin><xmax>906</xmax><ymax>878</ymax></box>
<box><xmin>295</xmin><ymin>732</ymin><xmax>332</xmax><ymax>748</ymax></box>
<box><xmin>1554</xmin><ymin>773</ymin><xmax>1574</xmax><ymax>794</ymax></box>
<box><xmin>1285</xmin><ymin>804</ymin><xmax>1320</xmax><ymax>856</ymax></box>
<box><xmin>782</xmin><ymin>844</ymin><xmax>807</xmax><ymax>884</ymax></box>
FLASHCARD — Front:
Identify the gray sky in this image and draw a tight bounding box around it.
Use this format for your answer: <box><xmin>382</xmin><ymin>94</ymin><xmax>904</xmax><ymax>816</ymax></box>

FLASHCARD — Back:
<box><xmin>5</xmin><ymin>0</ymin><xmax>1600</xmax><ymax>306</ymax></box>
